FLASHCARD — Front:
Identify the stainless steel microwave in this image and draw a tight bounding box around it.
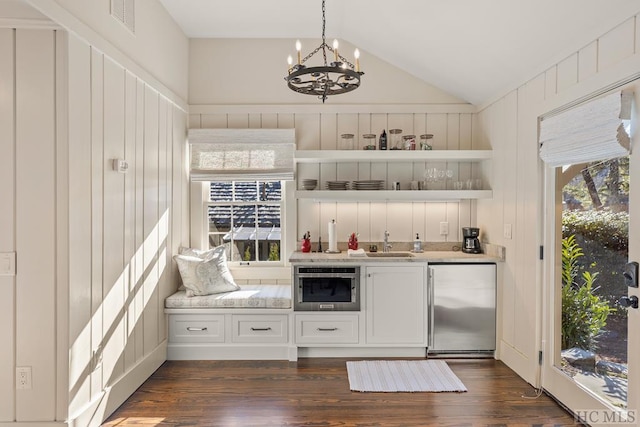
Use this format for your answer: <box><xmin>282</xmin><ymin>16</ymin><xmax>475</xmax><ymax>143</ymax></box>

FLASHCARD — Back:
<box><xmin>293</xmin><ymin>265</ymin><xmax>360</xmax><ymax>311</ymax></box>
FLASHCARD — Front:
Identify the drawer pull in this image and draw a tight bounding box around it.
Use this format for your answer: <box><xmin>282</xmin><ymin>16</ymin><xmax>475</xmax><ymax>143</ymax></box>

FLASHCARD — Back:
<box><xmin>186</xmin><ymin>327</ymin><xmax>208</xmax><ymax>332</ymax></box>
<box><xmin>317</xmin><ymin>327</ymin><xmax>338</xmax><ymax>332</ymax></box>
<box><xmin>250</xmin><ymin>327</ymin><xmax>273</xmax><ymax>331</ymax></box>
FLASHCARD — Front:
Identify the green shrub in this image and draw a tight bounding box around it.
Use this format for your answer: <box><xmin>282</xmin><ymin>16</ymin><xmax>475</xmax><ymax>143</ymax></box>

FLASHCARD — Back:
<box><xmin>562</xmin><ymin>210</ymin><xmax>628</xmax><ymax>252</ymax></box>
<box><xmin>561</xmin><ymin>235</ymin><xmax>615</xmax><ymax>351</ymax></box>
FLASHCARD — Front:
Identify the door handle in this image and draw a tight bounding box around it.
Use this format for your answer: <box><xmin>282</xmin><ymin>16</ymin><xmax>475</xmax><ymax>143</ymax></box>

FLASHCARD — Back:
<box><xmin>623</xmin><ymin>262</ymin><xmax>639</xmax><ymax>288</ymax></box>
<box><xmin>618</xmin><ymin>295</ymin><xmax>638</xmax><ymax>309</ymax></box>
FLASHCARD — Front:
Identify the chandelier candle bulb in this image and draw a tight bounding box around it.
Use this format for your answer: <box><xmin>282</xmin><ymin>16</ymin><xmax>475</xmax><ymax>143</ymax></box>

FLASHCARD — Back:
<box><xmin>287</xmin><ymin>55</ymin><xmax>293</xmax><ymax>73</ymax></box>
<box><xmin>296</xmin><ymin>40</ymin><xmax>302</xmax><ymax>64</ymax></box>
<box><xmin>354</xmin><ymin>49</ymin><xmax>360</xmax><ymax>72</ymax></box>
<box><xmin>333</xmin><ymin>39</ymin><xmax>339</xmax><ymax>62</ymax></box>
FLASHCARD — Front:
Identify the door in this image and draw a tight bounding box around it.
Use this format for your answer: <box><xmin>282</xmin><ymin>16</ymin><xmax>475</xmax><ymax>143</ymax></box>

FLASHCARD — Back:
<box><xmin>365</xmin><ymin>265</ymin><xmax>425</xmax><ymax>344</ymax></box>
<box><xmin>541</xmin><ymin>88</ymin><xmax>640</xmax><ymax>421</ymax></box>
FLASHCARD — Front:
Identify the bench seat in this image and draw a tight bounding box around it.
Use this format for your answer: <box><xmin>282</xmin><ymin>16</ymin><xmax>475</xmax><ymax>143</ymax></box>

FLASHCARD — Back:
<box><xmin>165</xmin><ymin>284</ymin><xmax>292</xmax><ymax>309</ymax></box>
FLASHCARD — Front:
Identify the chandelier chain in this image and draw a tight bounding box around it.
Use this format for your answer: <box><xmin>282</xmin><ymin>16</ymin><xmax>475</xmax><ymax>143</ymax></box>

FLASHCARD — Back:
<box><xmin>321</xmin><ymin>0</ymin><xmax>327</xmax><ymax>66</ymax></box>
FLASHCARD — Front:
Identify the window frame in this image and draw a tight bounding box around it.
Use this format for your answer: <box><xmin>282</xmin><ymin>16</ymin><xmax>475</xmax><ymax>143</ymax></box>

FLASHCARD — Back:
<box><xmin>189</xmin><ymin>180</ymin><xmax>295</xmax><ymax>269</ymax></box>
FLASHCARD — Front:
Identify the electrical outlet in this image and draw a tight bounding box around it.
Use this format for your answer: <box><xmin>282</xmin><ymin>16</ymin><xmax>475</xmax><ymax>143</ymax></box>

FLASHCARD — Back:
<box><xmin>16</xmin><ymin>367</ymin><xmax>31</xmax><ymax>390</ymax></box>
<box><xmin>439</xmin><ymin>222</ymin><xmax>449</xmax><ymax>236</ymax></box>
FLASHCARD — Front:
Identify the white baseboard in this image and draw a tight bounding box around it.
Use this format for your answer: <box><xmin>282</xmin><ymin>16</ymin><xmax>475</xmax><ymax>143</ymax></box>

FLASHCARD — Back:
<box><xmin>297</xmin><ymin>347</ymin><xmax>428</xmax><ymax>358</ymax></box>
<box><xmin>167</xmin><ymin>344</ymin><xmax>296</xmax><ymax>361</ymax></box>
<box><xmin>66</xmin><ymin>341</ymin><xmax>167</xmax><ymax>427</ymax></box>
<box><xmin>0</xmin><ymin>423</ymin><xmax>65</xmax><ymax>427</ymax></box>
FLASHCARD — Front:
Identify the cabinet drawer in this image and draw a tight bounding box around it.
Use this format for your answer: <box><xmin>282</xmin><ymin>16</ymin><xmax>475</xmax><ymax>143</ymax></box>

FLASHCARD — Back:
<box><xmin>169</xmin><ymin>314</ymin><xmax>225</xmax><ymax>343</ymax></box>
<box><xmin>232</xmin><ymin>315</ymin><xmax>288</xmax><ymax>343</ymax></box>
<box><xmin>295</xmin><ymin>314</ymin><xmax>359</xmax><ymax>344</ymax></box>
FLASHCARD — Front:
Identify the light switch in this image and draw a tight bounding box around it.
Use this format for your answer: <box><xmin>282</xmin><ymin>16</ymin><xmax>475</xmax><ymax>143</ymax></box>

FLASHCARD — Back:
<box><xmin>504</xmin><ymin>224</ymin><xmax>512</xmax><ymax>240</ymax></box>
<box><xmin>439</xmin><ymin>222</ymin><xmax>449</xmax><ymax>236</ymax></box>
<box><xmin>0</xmin><ymin>252</ymin><xmax>16</xmax><ymax>276</ymax></box>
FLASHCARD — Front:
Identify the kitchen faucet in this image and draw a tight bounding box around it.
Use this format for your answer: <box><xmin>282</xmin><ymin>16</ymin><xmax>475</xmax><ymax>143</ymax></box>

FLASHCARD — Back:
<box><xmin>383</xmin><ymin>230</ymin><xmax>392</xmax><ymax>253</ymax></box>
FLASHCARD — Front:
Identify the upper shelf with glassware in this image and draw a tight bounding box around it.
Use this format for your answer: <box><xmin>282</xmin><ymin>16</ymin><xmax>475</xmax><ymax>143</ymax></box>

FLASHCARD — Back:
<box><xmin>294</xmin><ymin>149</ymin><xmax>493</xmax><ymax>163</ymax></box>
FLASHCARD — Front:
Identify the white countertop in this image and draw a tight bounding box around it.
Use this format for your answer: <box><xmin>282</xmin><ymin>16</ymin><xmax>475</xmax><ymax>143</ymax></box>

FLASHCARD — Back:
<box><xmin>289</xmin><ymin>250</ymin><xmax>501</xmax><ymax>264</ymax></box>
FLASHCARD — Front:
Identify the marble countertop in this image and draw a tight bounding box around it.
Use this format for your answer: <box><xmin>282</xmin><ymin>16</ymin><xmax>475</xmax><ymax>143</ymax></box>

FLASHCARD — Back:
<box><xmin>289</xmin><ymin>250</ymin><xmax>502</xmax><ymax>264</ymax></box>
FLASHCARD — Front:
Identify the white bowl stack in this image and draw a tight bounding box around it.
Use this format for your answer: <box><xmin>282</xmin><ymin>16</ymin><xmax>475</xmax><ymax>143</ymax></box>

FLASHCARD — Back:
<box><xmin>302</xmin><ymin>179</ymin><xmax>317</xmax><ymax>190</ymax></box>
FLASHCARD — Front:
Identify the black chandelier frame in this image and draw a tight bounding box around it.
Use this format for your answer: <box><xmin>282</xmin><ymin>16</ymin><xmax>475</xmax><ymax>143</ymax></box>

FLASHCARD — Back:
<box><xmin>284</xmin><ymin>0</ymin><xmax>364</xmax><ymax>103</ymax></box>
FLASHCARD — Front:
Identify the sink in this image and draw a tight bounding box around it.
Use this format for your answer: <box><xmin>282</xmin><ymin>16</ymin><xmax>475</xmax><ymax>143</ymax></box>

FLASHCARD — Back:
<box><xmin>366</xmin><ymin>252</ymin><xmax>415</xmax><ymax>258</ymax></box>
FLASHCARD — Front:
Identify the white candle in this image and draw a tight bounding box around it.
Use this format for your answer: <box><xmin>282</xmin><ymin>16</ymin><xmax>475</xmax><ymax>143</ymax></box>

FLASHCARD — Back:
<box><xmin>332</xmin><ymin>39</ymin><xmax>339</xmax><ymax>62</ymax></box>
<box><xmin>295</xmin><ymin>40</ymin><xmax>302</xmax><ymax>65</ymax></box>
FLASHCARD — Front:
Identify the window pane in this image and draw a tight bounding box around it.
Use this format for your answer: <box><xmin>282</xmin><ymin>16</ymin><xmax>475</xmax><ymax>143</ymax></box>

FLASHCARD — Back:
<box><xmin>209</xmin><ymin>205</ymin><xmax>231</xmax><ymax>233</ymax></box>
<box><xmin>233</xmin><ymin>205</ymin><xmax>256</xmax><ymax>228</ymax></box>
<box><xmin>258</xmin><ymin>205</ymin><xmax>281</xmax><ymax>228</ymax></box>
<box><xmin>234</xmin><ymin>181</ymin><xmax>257</xmax><ymax>201</ymax></box>
<box><xmin>210</xmin><ymin>182</ymin><xmax>232</xmax><ymax>202</ymax></box>
<box><xmin>260</xmin><ymin>181</ymin><xmax>282</xmax><ymax>201</ymax></box>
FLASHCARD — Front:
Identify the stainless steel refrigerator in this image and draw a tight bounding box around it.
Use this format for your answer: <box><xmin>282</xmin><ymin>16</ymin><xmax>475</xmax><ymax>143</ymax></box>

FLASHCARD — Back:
<box><xmin>427</xmin><ymin>263</ymin><xmax>496</xmax><ymax>356</ymax></box>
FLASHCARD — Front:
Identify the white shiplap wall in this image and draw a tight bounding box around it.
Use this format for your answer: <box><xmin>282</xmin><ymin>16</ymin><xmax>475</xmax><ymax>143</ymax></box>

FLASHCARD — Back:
<box><xmin>189</xmin><ymin>106</ymin><xmax>485</xmax><ymax>247</ymax></box>
<box><xmin>0</xmin><ymin>27</ymin><xmax>188</xmax><ymax>424</ymax></box>
<box><xmin>476</xmin><ymin>13</ymin><xmax>640</xmax><ymax>385</ymax></box>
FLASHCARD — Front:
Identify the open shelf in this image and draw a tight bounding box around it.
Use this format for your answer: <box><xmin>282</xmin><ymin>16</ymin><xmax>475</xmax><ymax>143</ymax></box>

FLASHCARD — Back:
<box><xmin>294</xmin><ymin>150</ymin><xmax>492</xmax><ymax>163</ymax></box>
<box><xmin>294</xmin><ymin>190</ymin><xmax>493</xmax><ymax>201</ymax></box>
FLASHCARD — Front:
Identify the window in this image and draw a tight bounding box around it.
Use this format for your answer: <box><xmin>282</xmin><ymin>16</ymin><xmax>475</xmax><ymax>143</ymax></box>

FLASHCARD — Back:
<box><xmin>207</xmin><ymin>180</ymin><xmax>283</xmax><ymax>263</ymax></box>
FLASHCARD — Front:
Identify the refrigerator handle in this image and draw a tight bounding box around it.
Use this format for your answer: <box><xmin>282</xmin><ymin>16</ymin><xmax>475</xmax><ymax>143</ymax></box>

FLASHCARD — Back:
<box><xmin>428</xmin><ymin>266</ymin><xmax>435</xmax><ymax>347</ymax></box>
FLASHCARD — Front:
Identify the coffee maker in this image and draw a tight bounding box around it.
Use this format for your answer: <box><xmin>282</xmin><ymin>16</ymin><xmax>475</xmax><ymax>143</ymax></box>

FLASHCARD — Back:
<box><xmin>462</xmin><ymin>227</ymin><xmax>481</xmax><ymax>254</ymax></box>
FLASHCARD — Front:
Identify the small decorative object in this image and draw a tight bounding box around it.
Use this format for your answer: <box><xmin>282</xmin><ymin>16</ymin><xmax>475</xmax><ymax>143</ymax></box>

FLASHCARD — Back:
<box><xmin>301</xmin><ymin>231</ymin><xmax>311</xmax><ymax>253</ymax></box>
<box><xmin>341</xmin><ymin>133</ymin><xmax>355</xmax><ymax>150</ymax></box>
<box><xmin>419</xmin><ymin>134</ymin><xmax>434</xmax><ymax>150</ymax></box>
<box><xmin>348</xmin><ymin>232</ymin><xmax>359</xmax><ymax>250</ymax></box>
<box><xmin>403</xmin><ymin>135</ymin><xmax>416</xmax><ymax>150</ymax></box>
<box><xmin>363</xmin><ymin>133</ymin><xmax>376</xmax><ymax>150</ymax></box>
<box><xmin>389</xmin><ymin>129</ymin><xmax>403</xmax><ymax>149</ymax></box>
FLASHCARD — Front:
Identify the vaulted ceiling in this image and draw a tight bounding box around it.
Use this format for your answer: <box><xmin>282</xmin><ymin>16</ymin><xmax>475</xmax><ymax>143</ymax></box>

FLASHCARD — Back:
<box><xmin>159</xmin><ymin>0</ymin><xmax>640</xmax><ymax>105</ymax></box>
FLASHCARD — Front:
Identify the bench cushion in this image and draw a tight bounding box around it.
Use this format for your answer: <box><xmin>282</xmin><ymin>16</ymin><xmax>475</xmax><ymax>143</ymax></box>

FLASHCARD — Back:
<box><xmin>165</xmin><ymin>284</ymin><xmax>292</xmax><ymax>309</ymax></box>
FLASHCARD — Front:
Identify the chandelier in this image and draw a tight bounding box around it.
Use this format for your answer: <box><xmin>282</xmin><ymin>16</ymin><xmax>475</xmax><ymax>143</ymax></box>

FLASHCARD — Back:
<box><xmin>284</xmin><ymin>0</ymin><xmax>364</xmax><ymax>103</ymax></box>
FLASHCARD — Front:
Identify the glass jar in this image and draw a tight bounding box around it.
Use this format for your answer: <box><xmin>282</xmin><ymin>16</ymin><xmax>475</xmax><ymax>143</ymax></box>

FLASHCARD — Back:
<box><xmin>362</xmin><ymin>133</ymin><xmax>376</xmax><ymax>150</ymax></box>
<box><xmin>340</xmin><ymin>133</ymin><xmax>354</xmax><ymax>150</ymax></box>
<box><xmin>419</xmin><ymin>134</ymin><xmax>434</xmax><ymax>150</ymax></box>
<box><xmin>403</xmin><ymin>135</ymin><xmax>416</xmax><ymax>150</ymax></box>
<box><xmin>389</xmin><ymin>129</ymin><xmax>403</xmax><ymax>150</ymax></box>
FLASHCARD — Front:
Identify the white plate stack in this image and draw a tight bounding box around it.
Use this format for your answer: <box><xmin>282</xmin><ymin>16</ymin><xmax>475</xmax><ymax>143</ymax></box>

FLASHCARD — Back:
<box><xmin>326</xmin><ymin>180</ymin><xmax>349</xmax><ymax>190</ymax></box>
<box><xmin>352</xmin><ymin>180</ymin><xmax>384</xmax><ymax>190</ymax></box>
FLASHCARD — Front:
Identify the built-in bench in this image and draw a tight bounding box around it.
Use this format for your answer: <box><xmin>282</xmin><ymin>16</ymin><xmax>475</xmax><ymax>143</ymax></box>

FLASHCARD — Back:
<box><xmin>164</xmin><ymin>284</ymin><xmax>296</xmax><ymax>361</ymax></box>
<box><xmin>165</xmin><ymin>284</ymin><xmax>292</xmax><ymax>309</ymax></box>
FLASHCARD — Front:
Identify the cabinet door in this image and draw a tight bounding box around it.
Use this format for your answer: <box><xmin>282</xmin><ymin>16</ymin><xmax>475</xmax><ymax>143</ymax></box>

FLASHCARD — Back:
<box><xmin>365</xmin><ymin>265</ymin><xmax>425</xmax><ymax>344</ymax></box>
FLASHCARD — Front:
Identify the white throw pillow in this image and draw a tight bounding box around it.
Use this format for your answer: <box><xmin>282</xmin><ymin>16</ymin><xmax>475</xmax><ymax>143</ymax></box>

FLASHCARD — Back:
<box><xmin>173</xmin><ymin>246</ymin><xmax>240</xmax><ymax>297</ymax></box>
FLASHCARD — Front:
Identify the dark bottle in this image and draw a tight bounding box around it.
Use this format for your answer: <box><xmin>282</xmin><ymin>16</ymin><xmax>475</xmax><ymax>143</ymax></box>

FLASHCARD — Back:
<box><xmin>379</xmin><ymin>129</ymin><xmax>387</xmax><ymax>150</ymax></box>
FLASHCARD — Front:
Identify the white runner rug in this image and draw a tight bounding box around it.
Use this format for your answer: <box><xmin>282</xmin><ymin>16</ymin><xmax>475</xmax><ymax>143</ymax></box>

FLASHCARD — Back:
<box><xmin>346</xmin><ymin>360</ymin><xmax>467</xmax><ymax>393</ymax></box>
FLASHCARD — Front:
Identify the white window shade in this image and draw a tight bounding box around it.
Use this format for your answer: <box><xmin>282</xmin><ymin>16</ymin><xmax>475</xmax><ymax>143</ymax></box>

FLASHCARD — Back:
<box><xmin>189</xmin><ymin>128</ymin><xmax>296</xmax><ymax>181</ymax></box>
<box><xmin>539</xmin><ymin>91</ymin><xmax>632</xmax><ymax>167</ymax></box>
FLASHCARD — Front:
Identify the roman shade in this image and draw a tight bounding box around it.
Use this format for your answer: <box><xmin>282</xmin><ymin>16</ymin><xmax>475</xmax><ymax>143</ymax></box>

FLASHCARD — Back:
<box><xmin>539</xmin><ymin>91</ymin><xmax>633</xmax><ymax>167</ymax></box>
<box><xmin>189</xmin><ymin>128</ymin><xmax>296</xmax><ymax>181</ymax></box>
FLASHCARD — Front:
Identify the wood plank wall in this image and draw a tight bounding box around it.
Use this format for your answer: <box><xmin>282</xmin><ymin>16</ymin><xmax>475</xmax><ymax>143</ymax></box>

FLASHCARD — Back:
<box><xmin>189</xmin><ymin>109</ymin><xmax>483</xmax><ymax>246</ymax></box>
<box><xmin>476</xmin><ymin>14</ymin><xmax>640</xmax><ymax>384</ymax></box>
<box><xmin>0</xmin><ymin>28</ymin><xmax>189</xmax><ymax>424</ymax></box>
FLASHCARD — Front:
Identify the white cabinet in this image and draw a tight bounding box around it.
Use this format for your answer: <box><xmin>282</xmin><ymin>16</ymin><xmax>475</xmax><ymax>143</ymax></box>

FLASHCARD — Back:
<box><xmin>232</xmin><ymin>314</ymin><xmax>288</xmax><ymax>344</ymax></box>
<box><xmin>365</xmin><ymin>265</ymin><xmax>426</xmax><ymax>344</ymax></box>
<box><xmin>295</xmin><ymin>313</ymin><xmax>359</xmax><ymax>344</ymax></box>
<box><xmin>169</xmin><ymin>314</ymin><xmax>225</xmax><ymax>343</ymax></box>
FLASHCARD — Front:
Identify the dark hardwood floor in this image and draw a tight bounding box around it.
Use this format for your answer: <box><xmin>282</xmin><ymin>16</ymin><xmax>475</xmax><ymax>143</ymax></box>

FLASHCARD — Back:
<box><xmin>104</xmin><ymin>358</ymin><xmax>577</xmax><ymax>426</ymax></box>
